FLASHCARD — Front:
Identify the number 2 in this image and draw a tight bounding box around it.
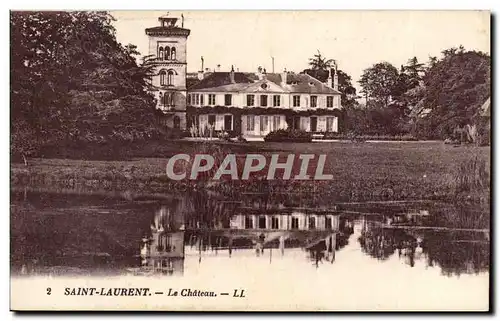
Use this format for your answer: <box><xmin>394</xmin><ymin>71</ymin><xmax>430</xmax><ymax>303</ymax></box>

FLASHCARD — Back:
<box><xmin>46</xmin><ymin>287</ymin><xmax>51</xmax><ymax>295</ymax></box>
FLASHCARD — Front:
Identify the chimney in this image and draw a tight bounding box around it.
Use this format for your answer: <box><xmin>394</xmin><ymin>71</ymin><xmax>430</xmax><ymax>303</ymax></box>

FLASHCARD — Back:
<box><xmin>197</xmin><ymin>70</ymin><xmax>204</xmax><ymax>80</ymax></box>
<box><xmin>230</xmin><ymin>65</ymin><xmax>235</xmax><ymax>83</ymax></box>
<box><xmin>327</xmin><ymin>68</ymin><xmax>333</xmax><ymax>88</ymax></box>
<box><xmin>256</xmin><ymin>66</ymin><xmax>263</xmax><ymax>80</ymax></box>
<box><xmin>281</xmin><ymin>68</ymin><xmax>288</xmax><ymax>86</ymax></box>
<box><xmin>333</xmin><ymin>68</ymin><xmax>339</xmax><ymax>91</ymax></box>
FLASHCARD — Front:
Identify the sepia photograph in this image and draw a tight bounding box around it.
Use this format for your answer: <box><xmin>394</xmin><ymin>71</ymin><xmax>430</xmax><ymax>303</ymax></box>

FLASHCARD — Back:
<box><xmin>9</xmin><ymin>10</ymin><xmax>491</xmax><ymax>311</ymax></box>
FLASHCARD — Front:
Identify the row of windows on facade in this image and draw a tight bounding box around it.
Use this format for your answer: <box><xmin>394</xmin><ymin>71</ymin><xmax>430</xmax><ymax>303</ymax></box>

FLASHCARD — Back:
<box><xmin>157</xmin><ymin>46</ymin><xmax>177</xmax><ymax>61</ymax></box>
<box><xmin>188</xmin><ymin>93</ymin><xmax>336</xmax><ymax>108</ymax></box>
<box><xmin>243</xmin><ymin>216</ymin><xmax>334</xmax><ymax>229</ymax></box>
<box><xmin>191</xmin><ymin>114</ymin><xmax>337</xmax><ymax>132</ymax></box>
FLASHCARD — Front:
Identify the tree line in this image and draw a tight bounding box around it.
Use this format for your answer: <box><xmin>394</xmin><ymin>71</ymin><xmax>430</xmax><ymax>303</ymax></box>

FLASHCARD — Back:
<box><xmin>304</xmin><ymin>48</ymin><xmax>490</xmax><ymax>141</ymax></box>
<box><xmin>10</xmin><ymin>12</ymin><xmax>490</xmax><ymax>163</ymax></box>
<box><xmin>10</xmin><ymin>11</ymin><xmax>160</xmax><ymax>163</ymax></box>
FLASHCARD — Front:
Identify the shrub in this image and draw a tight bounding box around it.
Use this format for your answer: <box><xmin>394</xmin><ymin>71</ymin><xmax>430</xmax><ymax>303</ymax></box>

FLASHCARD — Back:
<box><xmin>322</xmin><ymin>132</ymin><xmax>418</xmax><ymax>141</ymax></box>
<box><xmin>264</xmin><ymin>129</ymin><xmax>312</xmax><ymax>143</ymax></box>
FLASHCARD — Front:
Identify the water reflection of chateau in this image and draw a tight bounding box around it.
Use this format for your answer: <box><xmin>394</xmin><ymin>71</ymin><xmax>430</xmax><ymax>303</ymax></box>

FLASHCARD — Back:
<box><xmin>139</xmin><ymin>196</ymin><xmax>349</xmax><ymax>274</ymax></box>
<box><xmin>230</xmin><ymin>213</ymin><xmax>340</xmax><ymax>230</ymax></box>
<box><xmin>140</xmin><ymin>205</ymin><xmax>185</xmax><ymax>275</ymax></box>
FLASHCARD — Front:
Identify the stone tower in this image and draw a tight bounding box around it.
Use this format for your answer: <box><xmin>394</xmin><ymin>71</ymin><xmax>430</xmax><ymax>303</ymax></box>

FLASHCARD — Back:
<box><xmin>145</xmin><ymin>13</ymin><xmax>190</xmax><ymax>130</ymax></box>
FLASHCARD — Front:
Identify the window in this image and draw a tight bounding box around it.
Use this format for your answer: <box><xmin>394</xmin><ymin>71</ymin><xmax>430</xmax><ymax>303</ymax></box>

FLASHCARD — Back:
<box><xmin>246</xmin><ymin>94</ymin><xmax>255</xmax><ymax>107</ymax></box>
<box><xmin>293</xmin><ymin>95</ymin><xmax>300</xmax><ymax>107</ymax></box>
<box><xmin>162</xmin><ymin>92</ymin><xmax>174</xmax><ymax>106</ymax></box>
<box><xmin>171</xmin><ymin>47</ymin><xmax>176</xmax><ymax>60</ymax></box>
<box><xmin>260</xmin><ymin>116</ymin><xmax>269</xmax><ymax>132</ymax></box>
<box><xmin>246</xmin><ymin>115</ymin><xmax>255</xmax><ymax>131</ymax></box>
<box><xmin>224</xmin><ymin>94</ymin><xmax>232</xmax><ymax>106</ymax></box>
<box><xmin>327</xmin><ymin>96</ymin><xmax>334</xmax><ymax>108</ymax></box>
<box><xmin>325</xmin><ymin>217</ymin><xmax>332</xmax><ymax>229</ymax></box>
<box><xmin>200</xmin><ymin>94</ymin><xmax>204</xmax><ymax>106</ymax></box>
<box><xmin>260</xmin><ymin>95</ymin><xmax>268</xmax><ymax>107</ymax></box>
<box><xmin>173</xmin><ymin>116</ymin><xmax>180</xmax><ymax>129</ymax></box>
<box><xmin>273</xmin><ymin>95</ymin><xmax>280</xmax><ymax>107</ymax></box>
<box><xmin>291</xmin><ymin>217</ymin><xmax>299</xmax><ymax>229</ymax></box>
<box><xmin>160</xmin><ymin>70</ymin><xmax>167</xmax><ymax>85</ymax></box>
<box><xmin>165</xmin><ymin>235</ymin><xmax>173</xmax><ymax>252</ymax></box>
<box><xmin>190</xmin><ymin>94</ymin><xmax>201</xmax><ymax>105</ymax></box>
<box><xmin>158</xmin><ymin>47</ymin><xmax>164</xmax><ymax>60</ymax></box>
<box><xmin>224</xmin><ymin>115</ymin><xmax>233</xmax><ymax>130</ymax></box>
<box><xmin>208</xmin><ymin>94</ymin><xmax>216</xmax><ymax>105</ymax></box>
<box><xmin>309</xmin><ymin>217</ymin><xmax>316</xmax><ymax>229</ymax></box>
<box><xmin>326</xmin><ymin>117</ymin><xmax>335</xmax><ymax>132</ymax></box>
<box><xmin>208</xmin><ymin>114</ymin><xmax>216</xmax><ymax>126</ymax></box>
<box><xmin>271</xmin><ymin>217</ymin><xmax>279</xmax><ymax>229</ymax></box>
<box><xmin>258</xmin><ymin>216</ymin><xmax>266</xmax><ymax>229</ymax></box>
<box><xmin>245</xmin><ymin>216</ymin><xmax>253</xmax><ymax>229</ymax></box>
<box><xmin>272</xmin><ymin>116</ymin><xmax>280</xmax><ymax>130</ymax></box>
<box><xmin>187</xmin><ymin>94</ymin><xmax>191</xmax><ymax>105</ymax></box>
<box><xmin>167</xmin><ymin>70</ymin><xmax>174</xmax><ymax>85</ymax></box>
<box><xmin>190</xmin><ymin>116</ymin><xmax>199</xmax><ymax>127</ymax></box>
<box><xmin>310</xmin><ymin>95</ymin><xmax>317</xmax><ymax>108</ymax></box>
<box><xmin>165</xmin><ymin>47</ymin><xmax>170</xmax><ymax>60</ymax></box>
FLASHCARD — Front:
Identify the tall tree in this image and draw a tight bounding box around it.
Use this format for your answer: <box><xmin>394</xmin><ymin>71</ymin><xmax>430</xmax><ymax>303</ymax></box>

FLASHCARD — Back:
<box><xmin>303</xmin><ymin>51</ymin><xmax>357</xmax><ymax>109</ymax></box>
<box><xmin>418</xmin><ymin>48</ymin><xmax>490</xmax><ymax>138</ymax></box>
<box><xmin>308</xmin><ymin>50</ymin><xmax>336</xmax><ymax>70</ymax></box>
<box><xmin>10</xmin><ymin>11</ymin><xmax>159</xmax><ymax>163</ymax></box>
<box><xmin>358</xmin><ymin>62</ymin><xmax>400</xmax><ymax>106</ymax></box>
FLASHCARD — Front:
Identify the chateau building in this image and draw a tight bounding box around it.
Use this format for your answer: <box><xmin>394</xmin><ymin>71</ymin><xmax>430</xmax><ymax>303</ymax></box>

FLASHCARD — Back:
<box><xmin>146</xmin><ymin>14</ymin><xmax>343</xmax><ymax>138</ymax></box>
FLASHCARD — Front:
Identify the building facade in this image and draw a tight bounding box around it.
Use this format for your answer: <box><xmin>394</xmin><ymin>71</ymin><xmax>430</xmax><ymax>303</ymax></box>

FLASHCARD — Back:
<box><xmin>146</xmin><ymin>14</ymin><xmax>343</xmax><ymax>138</ymax></box>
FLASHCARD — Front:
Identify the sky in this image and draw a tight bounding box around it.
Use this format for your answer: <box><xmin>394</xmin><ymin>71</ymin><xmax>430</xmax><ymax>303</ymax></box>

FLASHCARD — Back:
<box><xmin>111</xmin><ymin>11</ymin><xmax>490</xmax><ymax>93</ymax></box>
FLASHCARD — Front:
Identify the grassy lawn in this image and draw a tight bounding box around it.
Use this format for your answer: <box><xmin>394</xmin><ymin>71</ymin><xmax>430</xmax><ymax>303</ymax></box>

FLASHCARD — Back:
<box><xmin>11</xmin><ymin>141</ymin><xmax>490</xmax><ymax>202</ymax></box>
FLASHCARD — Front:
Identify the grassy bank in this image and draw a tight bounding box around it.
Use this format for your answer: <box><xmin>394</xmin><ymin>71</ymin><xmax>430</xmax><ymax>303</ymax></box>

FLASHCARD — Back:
<box><xmin>11</xmin><ymin>141</ymin><xmax>490</xmax><ymax>203</ymax></box>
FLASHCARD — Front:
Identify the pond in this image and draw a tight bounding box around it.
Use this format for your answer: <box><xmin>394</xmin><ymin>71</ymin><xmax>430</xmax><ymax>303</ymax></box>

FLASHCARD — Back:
<box><xmin>10</xmin><ymin>188</ymin><xmax>490</xmax><ymax>309</ymax></box>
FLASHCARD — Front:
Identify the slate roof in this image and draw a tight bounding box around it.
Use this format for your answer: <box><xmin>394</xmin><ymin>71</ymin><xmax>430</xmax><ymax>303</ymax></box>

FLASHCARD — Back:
<box><xmin>188</xmin><ymin>71</ymin><xmax>341</xmax><ymax>94</ymax></box>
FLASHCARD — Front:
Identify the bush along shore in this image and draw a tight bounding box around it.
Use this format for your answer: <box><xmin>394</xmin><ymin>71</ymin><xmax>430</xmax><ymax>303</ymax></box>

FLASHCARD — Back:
<box><xmin>10</xmin><ymin>142</ymin><xmax>490</xmax><ymax>205</ymax></box>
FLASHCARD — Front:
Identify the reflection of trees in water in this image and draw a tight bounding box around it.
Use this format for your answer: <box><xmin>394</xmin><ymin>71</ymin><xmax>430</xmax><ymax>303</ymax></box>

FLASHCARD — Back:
<box><xmin>184</xmin><ymin>191</ymin><xmax>239</xmax><ymax>229</ymax></box>
<box><xmin>359</xmin><ymin>222</ymin><xmax>490</xmax><ymax>275</ymax></box>
<box><xmin>336</xmin><ymin>218</ymin><xmax>354</xmax><ymax>250</ymax></box>
<box><xmin>427</xmin><ymin>204</ymin><xmax>489</xmax><ymax>230</ymax></box>
<box><xmin>423</xmin><ymin>231</ymin><xmax>489</xmax><ymax>276</ymax></box>
<box><xmin>358</xmin><ymin>228</ymin><xmax>405</xmax><ymax>261</ymax></box>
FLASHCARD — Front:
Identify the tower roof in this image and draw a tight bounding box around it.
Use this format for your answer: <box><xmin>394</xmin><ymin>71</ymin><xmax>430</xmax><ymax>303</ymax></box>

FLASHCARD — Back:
<box><xmin>145</xmin><ymin>14</ymin><xmax>190</xmax><ymax>37</ymax></box>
